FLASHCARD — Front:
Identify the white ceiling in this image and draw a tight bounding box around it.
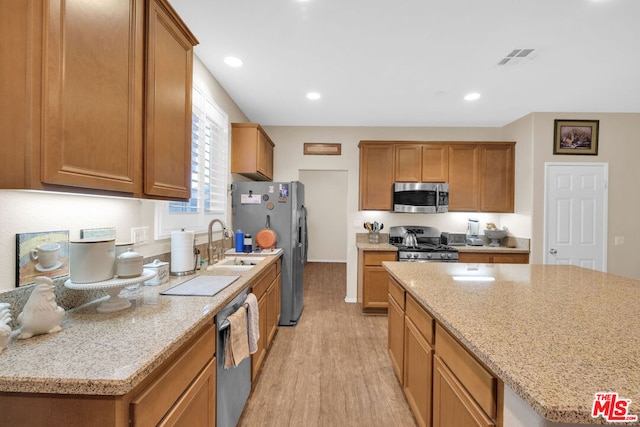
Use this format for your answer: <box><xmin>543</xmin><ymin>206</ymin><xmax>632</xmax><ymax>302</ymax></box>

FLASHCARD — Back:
<box><xmin>169</xmin><ymin>0</ymin><xmax>640</xmax><ymax>127</ymax></box>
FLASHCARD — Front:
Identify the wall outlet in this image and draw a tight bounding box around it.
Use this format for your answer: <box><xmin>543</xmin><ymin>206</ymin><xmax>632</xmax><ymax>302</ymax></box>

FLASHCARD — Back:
<box><xmin>614</xmin><ymin>236</ymin><xmax>625</xmax><ymax>246</ymax></box>
<box><xmin>131</xmin><ymin>226</ymin><xmax>149</xmax><ymax>244</ymax></box>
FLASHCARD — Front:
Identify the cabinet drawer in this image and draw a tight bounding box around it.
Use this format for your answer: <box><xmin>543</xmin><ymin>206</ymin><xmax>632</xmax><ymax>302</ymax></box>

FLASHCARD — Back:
<box><xmin>131</xmin><ymin>321</ymin><xmax>216</xmax><ymax>427</ymax></box>
<box><xmin>388</xmin><ymin>277</ymin><xmax>405</xmax><ymax>309</ymax></box>
<box><xmin>405</xmin><ymin>294</ymin><xmax>433</xmax><ymax>345</ymax></box>
<box><xmin>435</xmin><ymin>324</ymin><xmax>497</xmax><ymax>419</ymax></box>
<box><xmin>363</xmin><ymin>251</ymin><xmax>397</xmax><ymax>266</ymax></box>
<box><xmin>251</xmin><ymin>263</ymin><xmax>277</xmax><ymax>299</ymax></box>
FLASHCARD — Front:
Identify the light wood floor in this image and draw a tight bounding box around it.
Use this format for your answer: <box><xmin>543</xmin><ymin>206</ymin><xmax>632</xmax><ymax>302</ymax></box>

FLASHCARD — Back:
<box><xmin>238</xmin><ymin>262</ymin><xmax>417</xmax><ymax>426</ymax></box>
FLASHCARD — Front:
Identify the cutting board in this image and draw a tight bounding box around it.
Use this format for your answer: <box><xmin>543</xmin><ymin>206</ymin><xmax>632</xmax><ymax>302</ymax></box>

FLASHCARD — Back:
<box><xmin>161</xmin><ymin>275</ymin><xmax>240</xmax><ymax>297</ymax></box>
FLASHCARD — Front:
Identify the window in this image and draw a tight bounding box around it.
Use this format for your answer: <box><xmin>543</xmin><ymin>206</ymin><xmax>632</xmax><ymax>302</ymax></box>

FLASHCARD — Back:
<box><xmin>155</xmin><ymin>87</ymin><xmax>229</xmax><ymax>238</ymax></box>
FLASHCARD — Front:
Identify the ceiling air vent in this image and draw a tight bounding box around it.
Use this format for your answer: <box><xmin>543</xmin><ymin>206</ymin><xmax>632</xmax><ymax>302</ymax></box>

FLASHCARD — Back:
<box><xmin>497</xmin><ymin>48</ymin><xmax>536</xmax><ymax>65</ymax></box>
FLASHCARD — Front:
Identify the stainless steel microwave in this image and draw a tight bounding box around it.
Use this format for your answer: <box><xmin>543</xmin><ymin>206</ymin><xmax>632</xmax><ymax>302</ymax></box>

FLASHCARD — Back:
<box><xmin>392</xmin><ymin>182</ymin><xmax>449</xmax><ymax>213</ymax></box>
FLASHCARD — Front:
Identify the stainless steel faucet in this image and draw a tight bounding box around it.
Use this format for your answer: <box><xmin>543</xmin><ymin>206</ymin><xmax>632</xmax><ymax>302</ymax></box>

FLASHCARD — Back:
<box><xmin>207</xmin><ymin>219</ymin><xmax>228</xmax><ymax>266</ymax></box>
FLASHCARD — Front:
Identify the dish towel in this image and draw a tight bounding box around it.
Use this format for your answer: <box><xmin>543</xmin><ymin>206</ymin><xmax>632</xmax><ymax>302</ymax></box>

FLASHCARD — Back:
<box><xmin>245</xmin><ymin>293</ymin><xmax>260</xmax><ymax>354</ymax></box>
<box><xmin>224</xmin><ymin>305</ymin><xmax>249</xmax><ymax>369</ymax></box>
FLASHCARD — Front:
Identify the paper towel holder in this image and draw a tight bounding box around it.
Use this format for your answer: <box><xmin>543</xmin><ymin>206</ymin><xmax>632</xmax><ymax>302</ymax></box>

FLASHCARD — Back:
<box><xmin>170</xmin><ymin>229</ymin><xmax>198</xmax><ymax>277</ymax></box>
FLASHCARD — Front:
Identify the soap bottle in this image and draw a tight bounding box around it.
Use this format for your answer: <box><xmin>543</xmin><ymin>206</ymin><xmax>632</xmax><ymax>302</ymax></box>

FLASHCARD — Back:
<box><xmin>235</xmin><ymin>229</ymin><xmax>244</xmax><ymax>253</ymax></box>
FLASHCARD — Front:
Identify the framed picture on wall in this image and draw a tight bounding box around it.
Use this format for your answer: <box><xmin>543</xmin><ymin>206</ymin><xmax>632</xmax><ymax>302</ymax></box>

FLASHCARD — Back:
<box><xmin>553</xmin><ymin>119</ymin><xmax>599</xmax><ymax>155</ymax></box>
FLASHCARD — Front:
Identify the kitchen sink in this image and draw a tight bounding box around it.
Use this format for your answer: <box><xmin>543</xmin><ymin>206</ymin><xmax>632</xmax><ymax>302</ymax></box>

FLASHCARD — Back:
<box><xmin>206</xmin><ymin>257</ymin><xmax>266</xmax><ymax>272</ymax></box>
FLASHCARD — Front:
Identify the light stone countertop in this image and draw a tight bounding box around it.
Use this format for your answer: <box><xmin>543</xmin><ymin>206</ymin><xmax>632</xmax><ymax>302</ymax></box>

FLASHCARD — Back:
<box><xmin>0</xmin><ymin>253</ymin><xmax>282</xmax><ymax>396</ymax></box>
<box><xmin>383</xmin><ymin>262</ymin><xmax>640</xmax><ymax>425</ymax></box>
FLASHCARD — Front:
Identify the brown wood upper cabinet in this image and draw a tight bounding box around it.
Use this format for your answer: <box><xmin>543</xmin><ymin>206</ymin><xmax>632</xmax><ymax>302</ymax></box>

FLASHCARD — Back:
<box><xmin>395</xmin><ymin>144</ymin><xmax>449</xmax><ymax>183</ymax></box>
<box><xmin>231</xmin><ymin>123</ymin><xmax>275</xmax><ymax>181</ymax></box>
<box><xmin>359</xmin><ymin>143</ymin><xmax>395</xmax><ymax>210</ymax></box>
<box><xmin>449</xmin><ymin>143</ymin><xmax>515</xmax><ymax>213</ymax></box>
<box><xmin>0</xmin><ymin>0</ymin><xmax>197</xmax><ymax>200</ymax></box>
<box><xmin>144</xmin><ymin>0</ymin><xmax>198</xmax><ymax>200</ymax></box>
<box><xmin>359</xmin><ymin>141</ymin><xmax>514</xmax><ymax>212</ymax></box>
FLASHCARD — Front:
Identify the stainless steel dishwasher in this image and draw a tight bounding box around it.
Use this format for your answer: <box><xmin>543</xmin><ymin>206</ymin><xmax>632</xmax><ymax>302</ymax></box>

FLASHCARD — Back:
<box><xmin>216</xmin><ymin>287</ymin><xmax>251</xmax><ymax>427</ymax></box>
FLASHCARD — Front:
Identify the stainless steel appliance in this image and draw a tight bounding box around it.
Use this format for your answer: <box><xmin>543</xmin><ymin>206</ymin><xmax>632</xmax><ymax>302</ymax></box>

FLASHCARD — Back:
<box><xmin>389</xmin><ymin>226</ymin><xmax>458</xmax><ymax>262</ymax></box>
<box><xmin>231</xmin><ymin>181</ymin><xmax>308</xmax><ymax>326</ymax></box>
<box><xmin>466</xmin><ymin>219</ymin><xmax>484</xmax><ymax>246</ymax></box>
<box><xmin>440</xmin><ymin>232</ymin><xmax>466</xmax><ymax>246</ymax></box>
<box><xmin>392</xmin><ymin>182</ymin><xmax>449</xmax><ymax>213</ymax></box>
<box><xmin>216</xmin><ymin>287</ymin><xmax>251</xmax><ymax>427</ymax></box>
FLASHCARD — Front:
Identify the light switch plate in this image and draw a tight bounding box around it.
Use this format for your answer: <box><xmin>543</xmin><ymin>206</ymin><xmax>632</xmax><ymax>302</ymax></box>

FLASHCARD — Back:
<box><xmin>131</xmin><ymin>226</ymin><xmax>149</xmax><ymax>244</ymax></box>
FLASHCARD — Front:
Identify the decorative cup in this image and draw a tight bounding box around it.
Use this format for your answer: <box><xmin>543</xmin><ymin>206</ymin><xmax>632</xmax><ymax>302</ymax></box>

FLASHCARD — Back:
<box><xmin>369</xmin><ymin>232</ymin><xmax>380</xmax><ymax>244</ymax></box>
<box><xmin>31</xmin><ymin>243</ymin><xmax>61</xmax><ymax>269</ymax></box>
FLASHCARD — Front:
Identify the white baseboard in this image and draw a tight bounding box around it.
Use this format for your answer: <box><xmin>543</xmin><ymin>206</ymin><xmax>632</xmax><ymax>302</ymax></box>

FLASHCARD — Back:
<box><xmin>344</xmin><ymin>297</ymin><xmax>357</xmax><ymax>303</ymax></box>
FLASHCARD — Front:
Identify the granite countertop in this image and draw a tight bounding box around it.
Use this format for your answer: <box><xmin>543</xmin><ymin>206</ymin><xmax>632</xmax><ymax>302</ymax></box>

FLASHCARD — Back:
<box><xmin>0</xmin><ymin>253</ymin><xmax>282</xmax><ymax>396</ymax></box>
<box><xmin>383</xmin><ymin>262</ymin><xmax>640</xmax><ymax>425</ymax></box>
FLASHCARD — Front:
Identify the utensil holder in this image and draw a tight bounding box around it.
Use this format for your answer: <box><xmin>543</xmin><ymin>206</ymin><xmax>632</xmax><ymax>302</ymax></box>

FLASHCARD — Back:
<box><xmin>369</xmin><ymin>231</ymin><xmax>380</xmax><ymax>244</ymax></box>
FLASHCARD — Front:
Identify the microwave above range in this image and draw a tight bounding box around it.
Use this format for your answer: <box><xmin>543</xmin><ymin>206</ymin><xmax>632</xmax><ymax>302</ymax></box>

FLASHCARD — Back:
<box><xmin>392</xmin><ymin>182</ymin><xmax>449</xmax><ymax>213</ymax></box>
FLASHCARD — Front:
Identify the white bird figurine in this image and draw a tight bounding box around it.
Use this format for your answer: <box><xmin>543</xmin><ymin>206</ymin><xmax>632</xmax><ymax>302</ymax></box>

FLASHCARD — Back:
<box><xmin>0</xmin><ymin>302</ymin><xmax>11</xmax><ymax>353</ymax></box>
<box><xmin>17</xmin><ymin>277</ymin><xmax>65</xmax><ymax>340</ymax></box>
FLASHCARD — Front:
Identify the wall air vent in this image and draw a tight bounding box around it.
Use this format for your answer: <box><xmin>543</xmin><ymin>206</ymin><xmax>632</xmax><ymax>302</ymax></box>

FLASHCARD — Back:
<box><xmin>497</xmin><ymin>48</ymin><xmax>536</xmax><ymax>65</ymax></box>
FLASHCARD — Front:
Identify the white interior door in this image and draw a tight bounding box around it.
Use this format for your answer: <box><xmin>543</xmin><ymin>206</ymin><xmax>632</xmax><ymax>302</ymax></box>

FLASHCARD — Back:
<box><xmin>544</xmin><ymin>163</ymin><xmax>608</xmax><ymax>271</ymax></box>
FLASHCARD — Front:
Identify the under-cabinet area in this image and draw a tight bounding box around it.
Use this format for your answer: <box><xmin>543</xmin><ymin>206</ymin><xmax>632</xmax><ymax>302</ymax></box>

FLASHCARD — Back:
<box><xmin>358</xmin><ymin>141</ymin><xmax>515</xmax><ymax>212</ymax></box>
<box><xmin>0</xmin><ymin>0</ymin><xmax>197</xmax><ymax>200</ymax></box>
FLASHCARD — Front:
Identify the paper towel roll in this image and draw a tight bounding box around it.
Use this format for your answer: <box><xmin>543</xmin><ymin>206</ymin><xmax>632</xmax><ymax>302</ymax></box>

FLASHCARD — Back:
<box><xmin>171</xmin><ymin>230</ymin><xmax>195</xmax><ymax>275</ymax></box>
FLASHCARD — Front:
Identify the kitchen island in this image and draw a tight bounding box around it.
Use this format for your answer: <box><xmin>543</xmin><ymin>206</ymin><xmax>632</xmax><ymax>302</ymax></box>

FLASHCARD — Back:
<box><xmin>0</xmin><ymin>252</ymin><xmax>282</xmax><ymax>426</ymax></box>
<box><xmin>383</xmin><ymin>262</ymin><xmax>640</xmax><ymax>426</ymax></box>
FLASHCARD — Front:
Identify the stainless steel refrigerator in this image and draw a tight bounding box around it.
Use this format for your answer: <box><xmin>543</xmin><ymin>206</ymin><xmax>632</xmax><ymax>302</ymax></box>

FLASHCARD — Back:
<box><xmin>231</xmin><ymin>181</ymin><xmax>308</xmax><ymax>326</ymax></box>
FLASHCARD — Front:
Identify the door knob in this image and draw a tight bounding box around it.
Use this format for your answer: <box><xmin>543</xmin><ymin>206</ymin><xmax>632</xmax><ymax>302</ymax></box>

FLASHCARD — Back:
<box><xmin>549</xmin><ymin>248</ymin><xmax>557</xmax><ymax>254</ymax></box>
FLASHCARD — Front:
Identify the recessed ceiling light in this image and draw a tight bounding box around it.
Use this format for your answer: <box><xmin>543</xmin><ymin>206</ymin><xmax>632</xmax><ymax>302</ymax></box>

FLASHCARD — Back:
<box><xmin>306</xmin><ymin>92</ymin><xmax>321</xmax><ymax>100</ymax></box>
<box><xmin>464</xmin><ymin>92</ymin><xmax>481</xmax><ymax>101</ymax></box>
<box><xmin>224</xmin><ymin>56</ymin><xmax>243</xmax><ymax>67</ymax></box>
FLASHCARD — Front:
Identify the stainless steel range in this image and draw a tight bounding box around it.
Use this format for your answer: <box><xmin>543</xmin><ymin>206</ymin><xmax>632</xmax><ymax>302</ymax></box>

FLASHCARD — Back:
<box><xmin>389</xmin><ymin>226</ymin><xmax>459</xmax><ymax>262</ymax></box>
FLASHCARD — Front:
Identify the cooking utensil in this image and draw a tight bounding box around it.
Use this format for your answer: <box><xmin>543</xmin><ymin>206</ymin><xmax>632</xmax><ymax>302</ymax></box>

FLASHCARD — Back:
<box><xmin>256</xmin><ymin>215</ymin><xmax>277</xmax><ymax>249</ymax></box>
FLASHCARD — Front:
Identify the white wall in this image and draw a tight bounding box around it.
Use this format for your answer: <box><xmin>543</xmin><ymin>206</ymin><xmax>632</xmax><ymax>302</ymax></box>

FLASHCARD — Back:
<box><xmin>299</xmin><ymin>169</ymin><xmax>348</xmax><ymax>262</ymax></box>
<box><xmin>264</xmin><ymin>125</ymin><xmax>512</xmax><ymax>301</ymax></box>
<box><xmin>0</xmin><ymin>55</ymin><xmax>248</xmax><ymax>292</ymax></box>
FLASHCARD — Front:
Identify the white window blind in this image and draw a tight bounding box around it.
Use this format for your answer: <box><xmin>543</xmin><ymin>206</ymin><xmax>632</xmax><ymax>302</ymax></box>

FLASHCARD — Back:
<box><xmin>155</xmin><ymin>87</ymin><xmax>229</xmax><ymax>238</ymax></box>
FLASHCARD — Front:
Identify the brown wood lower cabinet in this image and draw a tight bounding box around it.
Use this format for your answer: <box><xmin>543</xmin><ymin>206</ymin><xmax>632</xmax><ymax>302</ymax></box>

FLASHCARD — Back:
<box><xmin>404</xmin><ymin>315</ymin><xmax>434</xmax><ymax>427</ymax></box>
<box><xmin>158</xmin><ymin>358</ymin><xmax>216</xmax><ymax>427</ymax></box>
<box><xmin>387</xmin><ymin>277</ymin><xmax>503</xmax><ymax>427</ymax></box>
<box><xmin>433</xmin><ymin>355</ymin><xmax>495</xmax><ymax>427</ymax></box>
<box><xmin>388</xmin><ymin>290</ymin><xmax>405</xmax><ymax>384</ymax></box>
<box><xmin>360</xmin><ymin>250</ymin><xmax>397</xmax><ymax>312</ymax></box>
<box><xmin>458</xmin><ymin>252</ymin><xmax>529</xmax><ymax>264</ymax></box>
<box><xmin>250</xmin><ymin>260</ymin><xmax>281</xmax><ymax>381</ymax></box>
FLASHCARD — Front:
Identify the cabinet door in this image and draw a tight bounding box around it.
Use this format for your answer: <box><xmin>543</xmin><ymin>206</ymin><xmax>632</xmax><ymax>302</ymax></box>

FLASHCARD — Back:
<box><xmin>41</xmin><ymin>0</ymin><xmax>144</xmax><ymax>194</ymax></box>
<box><xmin>251</xmin><ymin>293</ymin><xmax>268</xmax><ymax>381</ymax></box>
<box><xmin>359</xmin><ymin>143</ymin><xmax>395</xmax><ymax>210</ymax></box>
<box><xmin>266</xmin><ymin>279</ymin><xmax>278</xmax><ymax>346</ymax></box>
<box><xmin>433</xmin><ymin>356</ymin><xmax>495</xmax><ymax>427</ymax></box>
<box><xmin>144</xmin><ymin>0</ymin><xmax>197</xmax><ymax>199</ymax></box>
<box><xmin>395</xmin><ymin>145</ymin><xmax>422</xmax><ymax>182</ymax></box>
<box><xmin>479</xmin><ymin>144</ymin><xmax>514</xmax><ymax>213</ymax></box>
<box><xmin>363</xmin><ymin>266</ymin><xmax>390</xmax><ymax>310</ymax></box>
<box><xmin>421</xmin><ymin>144</ymin><xmax>449</xmax><ymax>182</ymax></box>
<box><xmin>159</xmin><ymin>358</ymin><xmax>216</xmax><ymax>427</ymax></box>
<box><xmin>257</xmin><ymin>131</ymin><xmax>274</xmax><ymax>180</ymax></box>
<box><xmin>404</xmin><ymin>316</ymin><xmax>433</xmax><ymax>427</ymax></box>
<box><xmin>388</xmin><ymin>294</ymin><xmax>405</xmax><ymax>385</ymax></box>
<box><xmin>448</xmin><ymin>144</ymin><xmax>479</xmax><ymax>211</ymax></box>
